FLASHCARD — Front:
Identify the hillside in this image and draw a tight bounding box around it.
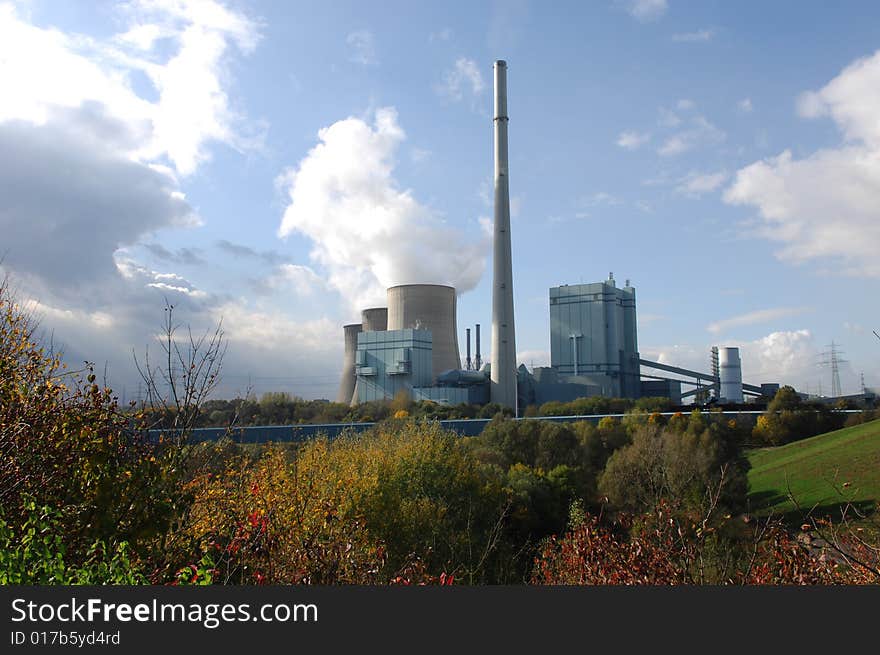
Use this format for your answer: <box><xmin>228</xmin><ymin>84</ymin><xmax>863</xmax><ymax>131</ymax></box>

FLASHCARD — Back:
<box><xmin>747</xmin><ymin>419</ymin><xmax>880</xmax><ymax>520</ymax></box>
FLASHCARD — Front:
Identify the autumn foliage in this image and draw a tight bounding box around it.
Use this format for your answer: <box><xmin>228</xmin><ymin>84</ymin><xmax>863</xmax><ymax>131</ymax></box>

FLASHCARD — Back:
<box><xmin>2</xmin><ymin>278</ymin><xmax>877</xmax><ymax>586</ymax></box>
<box><xmin>532</xmin><ymin>503</ymin><xmax>878</xmax><ymax>585</ymax></box>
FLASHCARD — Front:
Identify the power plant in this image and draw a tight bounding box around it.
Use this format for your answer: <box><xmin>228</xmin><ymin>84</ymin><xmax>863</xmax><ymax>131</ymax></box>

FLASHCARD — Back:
<box><xmin>334</xmin><ymin>60</ymin><xmax>796</xmax><ymax>412</ymax></box>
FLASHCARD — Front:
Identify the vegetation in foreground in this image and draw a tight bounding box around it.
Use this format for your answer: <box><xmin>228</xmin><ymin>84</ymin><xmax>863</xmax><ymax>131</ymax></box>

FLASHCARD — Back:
<box><xmin>1</xmin><ymin>280</ymin><xmax>877</xmax><ymax>585</ymax></box>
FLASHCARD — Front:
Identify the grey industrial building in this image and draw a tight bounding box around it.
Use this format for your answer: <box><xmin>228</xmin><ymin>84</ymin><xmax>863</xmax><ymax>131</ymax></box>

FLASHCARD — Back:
<box><xmin>549</xmin><ymin>274</ymin><xmax>639</xmax><ymax>399</ymax></box>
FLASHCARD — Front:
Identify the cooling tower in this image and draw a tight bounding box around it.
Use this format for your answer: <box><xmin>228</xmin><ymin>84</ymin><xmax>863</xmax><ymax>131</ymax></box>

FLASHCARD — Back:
<box><xmin>719</xmin><ymin>347</ymin><xmax>744</xmax><ymax>403</ymax></box>
<box><xmin>490</xmin><ymin>59</ymin><xmax>518</xmax><ymax>410</ymax></box>
<box><xmin>361</xmin><ymin>307</ymin><xmax>387</xmax><ymax>332</ymax></box>
<box><xmin>337</xmin><ymin>323</ymin><xmax>362</xmax><ymax>404</ymax></box>
<box><xmin>386</xmin><ymin>284</ymin><xmax>461</xmax><ymax>380</ymax></box>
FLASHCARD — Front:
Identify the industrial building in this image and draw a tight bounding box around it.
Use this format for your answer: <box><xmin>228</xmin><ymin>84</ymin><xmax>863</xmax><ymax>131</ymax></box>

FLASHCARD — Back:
<box><xmin>352</xmin><ymin>329</ymin><xmax>433</xmax><ymax>403</ymax></box>
<box><xmin>337</xmin><ymin>271</ymin><xmax>777</xmax><ymax>410</ymax></box>
<box><xmin>336</xmin><ymin>284</ymin><xmax>474</xmax><ymax>406</ymax></box>
<box><xmin>335</xmin><ymin>59</ymin><xmax>782</xmax><ymax>413</ymax></box>
<box><xmin>549</xmin><ymin>274</ymin><xmax>639</xmax><ymax>398</ymax></box>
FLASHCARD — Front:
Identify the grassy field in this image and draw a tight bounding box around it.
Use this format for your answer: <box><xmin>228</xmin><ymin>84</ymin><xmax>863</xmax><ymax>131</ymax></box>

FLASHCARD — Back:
<box><xmin>747</xmin><ymin>419</ymin><xmax>880</xmax><ymax>521</ymax></box>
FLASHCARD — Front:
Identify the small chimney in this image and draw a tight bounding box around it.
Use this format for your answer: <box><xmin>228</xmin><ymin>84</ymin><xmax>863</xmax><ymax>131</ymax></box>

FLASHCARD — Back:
<box><xmin>475</xmin><ymin>323</ymin><xmax>482</xmax><ymax>370</ymax></box>
<box><xmin>466</xmin><ymin>328</ymin><xmax>472</xmax><ymax>371</ymax></box>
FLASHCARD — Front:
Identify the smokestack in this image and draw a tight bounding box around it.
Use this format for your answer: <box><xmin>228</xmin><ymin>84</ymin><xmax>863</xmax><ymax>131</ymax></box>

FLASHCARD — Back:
<box><xmin>466</xmin><ymin>328</ymin><xmax>472</xmax><ymax>370</ymax></box>
<box><xmin>475</xmin><ymin>323</ymin><xmax>482</xmax><ymax>370</ymax></box>
<box><xmin>490</xmin><ymin>59</ymin><xmax>517</xmax><ymax>410</ymax></box>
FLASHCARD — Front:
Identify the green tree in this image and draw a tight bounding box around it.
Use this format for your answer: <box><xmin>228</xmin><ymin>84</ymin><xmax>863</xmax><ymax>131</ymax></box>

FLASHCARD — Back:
<box><xmin>599</xmin><ymin>423</ymin><xmax>748</xmax><ymax>518</ymax></box>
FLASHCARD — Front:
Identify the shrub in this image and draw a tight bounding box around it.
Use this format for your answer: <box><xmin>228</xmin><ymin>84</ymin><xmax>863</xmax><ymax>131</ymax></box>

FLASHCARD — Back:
<box><xmin>532</xmin><ymin>504</ymin><xmax>859</xmax><ymax>585</ymax></box>
<box><xmin>0</xmin><ymin>280</ymin><xmax>181</xmax><ymax>572</ymax></box>
<box><xmin>181</xmin><ymin>421</ymin><xmax>511</xmax><ymax>584</ymax></box>
<box><xmin>0</xmin><ymin>496</ymin><xmax>146</xmax><ymax>584</ymax></box>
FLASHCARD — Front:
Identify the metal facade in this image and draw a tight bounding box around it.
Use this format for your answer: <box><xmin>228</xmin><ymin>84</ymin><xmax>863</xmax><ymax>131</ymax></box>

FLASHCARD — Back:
<box><xmin>355</xmin><ymin>329</ymin><xmax>433</xmax><ymax>403</ymax></box>
<box><xmin>549</xmin><ymin>277</ymin><xmax>640</xmax><ymax>398</ymax></box>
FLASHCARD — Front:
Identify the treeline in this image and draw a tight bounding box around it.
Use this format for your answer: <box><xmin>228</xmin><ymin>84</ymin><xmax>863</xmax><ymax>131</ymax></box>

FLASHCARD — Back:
<box><xmin>178</xmin><ymin>392</ymin><xmax>513</xmax><ymax>428</ymax></box>
<box><xmin>147</xmin><ymin>392</ymin><xmax>676</xmax><ymax>429</ymax></box>
<box><xmin>149</xmin><ymin>386</ymin><xmax>859</xmax><ymax>452</ymax></box>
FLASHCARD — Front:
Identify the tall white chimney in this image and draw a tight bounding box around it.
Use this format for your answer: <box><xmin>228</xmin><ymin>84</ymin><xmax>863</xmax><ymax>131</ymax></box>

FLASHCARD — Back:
<box><xmin>490</xmin><ymin>60</ymin><xmax>517</xmax><ymax>411</ymax></box>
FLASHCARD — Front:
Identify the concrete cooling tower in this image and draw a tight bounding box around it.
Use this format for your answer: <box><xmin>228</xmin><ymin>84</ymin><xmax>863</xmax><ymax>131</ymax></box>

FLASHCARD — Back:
<box><xmin>361</xmin><ymin>307</ymin><xmax>388</xmax><ymax>332</ymax></box>
<box><xmin>386</xmin><ymin>284</ymin><xmax>461</xmax><ymax>380</ymax></box>
<box><xmin>336</xmin><ymin>323</ymin><xmax>362</xmax><ymax>404</ymax></box>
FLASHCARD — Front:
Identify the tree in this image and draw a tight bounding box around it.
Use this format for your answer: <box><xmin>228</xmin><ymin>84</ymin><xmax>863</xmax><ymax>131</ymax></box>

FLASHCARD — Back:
<box><xmin>599</xmin><ymin>423</ymin><xmax>748</xmax><ymax>518</ymax></box>
<box><xmin>134</xmin><ymin>300</ymin><xmax>226</xmax><ymax>443</ymax></box>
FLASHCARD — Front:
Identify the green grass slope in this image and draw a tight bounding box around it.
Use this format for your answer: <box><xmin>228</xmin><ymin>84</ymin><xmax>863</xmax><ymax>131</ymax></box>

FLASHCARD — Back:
<box><xmin>747</xmin><ymin>419</ymin><xmax>880</xmax><ymax>520</ymax></box>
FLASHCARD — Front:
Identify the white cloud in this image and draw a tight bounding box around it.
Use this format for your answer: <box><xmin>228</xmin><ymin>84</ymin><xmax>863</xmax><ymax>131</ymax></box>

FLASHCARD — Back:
<box><xmin>738</xmin><ymin>98</ymin><xmax>753</xmax><ymax>112</ymax></box>
<box><xmin>27</xmin><ymin>298</ymin><xmax>117</xmax><ymax>332</ymax></box>
<box><xmin>0</xmin><ymin>3</ymin><xmax>346</xmax><ymax>401</ymax></box>
<box><xmin>346</xmin><ymin>29</ymin><xmax>377</xmax><ymax>66</ymax></box>
<box><xmin>676</xmin><ymin>98</ymin><xmax>695</xmax><ymax>110</ymax></box>
<box><xmin>658</xmin><ymin>115</ymin><xmax>725</xmax><ymax>156</ymax></box>
<box><xmin>437</xmin><ymin>57</ymin><xmax>484</xmax><ymax>101</ymax></box>
<box><xmin>672</xmin><ymin>29</ymin><xmax>714</xmax><ymax>43</ymax></box>
<box><xmin>517</xmin><ymin>349</ymin><xmax>550</xmax><ymax>369</ymax></box>
<box><xmin>725</xmin><ymin>50</ymin><xmax>880</xmax><ymax>278</ymax></box>
<box><xmin>0</xmin><ymin>109</ymin><xmax>195</xmax><ymax>291</ymax></box>
<box><xmin>0</xmin><ymin>0</ymin><xmax>261</xmax><ymax>176</ymax></box>
<box><xmin>115</xmin><ymin>257</ymin><xmax>207</xmax><ymax>299</ymax></box>
<box><xmin>277</xmin><ymin>107</ymin><xmax>488</xmax><ymax>311</ymax></box>
<box><xmin>267</xmin><ymin>264</ymin><xmax>325</xmax><ymax>296</ymax></box>
<box><xmin>706</xmin><ymin>307</ymin><xmax>811</xmax><ymax>335</ymax></box>
<box><xmin>675</xmin><ymin>170</ymin><xmax>728</xmax><ymax>196</ymax></box>
<box><xmin>794</xmin><ymin>51</ymin><xmax>880</xmax><ymax>146</ymax></box>
<box><xmin>618</xmin><ymin>0</ymin><xmax>668</xmax><ymax>22</ymax></box>
<box><xmin>725</xmin><ymin>148</ymin><xmax>880</xmax><ymax>276</ymax></box>
<box><xmin>642</xmin><ymin>329</ymin><xmax>819</xmax><ymax>391</ymax></box>
<box><xmin>214</xmin><ymin>302</ymin><xmax>336</xmax><ymax>354</ymax></box>
<box><xmin>617</xmin><ymin>130</ymin><xmax>651</xmax><ymax>150</ymax></box>
<box><xmin>735</xmin><ymin>330</ymin><xmax>817</xmax><ymax>386</ymax></box>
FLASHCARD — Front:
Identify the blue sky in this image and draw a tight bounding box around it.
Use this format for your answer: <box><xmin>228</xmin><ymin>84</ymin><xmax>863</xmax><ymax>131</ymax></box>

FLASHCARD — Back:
<box><xmin>1</xmin><ymin>0</ymin><xmax>878</xmax><ymax>401</ymax></box>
